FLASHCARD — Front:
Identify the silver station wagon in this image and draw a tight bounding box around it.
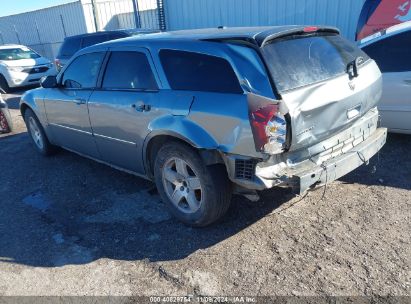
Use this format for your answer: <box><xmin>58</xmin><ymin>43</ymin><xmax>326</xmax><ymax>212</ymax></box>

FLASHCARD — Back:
<box><xmin>21</xmin><ymin>26</ymin><xmax>387</xmax><ymax>226</ymax></box>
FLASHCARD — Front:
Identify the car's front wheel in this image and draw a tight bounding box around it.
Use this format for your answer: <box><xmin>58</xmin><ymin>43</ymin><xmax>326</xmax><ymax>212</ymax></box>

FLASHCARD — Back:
<box><xmin>24</xmin><ymin>108</ymin><xmax>55</xmax><ymax>156</ymax></box>
<box><xmin>154</xmin><ymin>142</ymin><xmax>232</xmax><ymax>227</ymax></box>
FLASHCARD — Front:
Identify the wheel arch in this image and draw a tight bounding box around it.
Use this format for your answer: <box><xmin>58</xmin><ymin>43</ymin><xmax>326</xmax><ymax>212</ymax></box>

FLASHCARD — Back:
<box><xmin>143</xmin><ymin>130</ymin><xmax>225</xmax><ymax>179</ymax></box>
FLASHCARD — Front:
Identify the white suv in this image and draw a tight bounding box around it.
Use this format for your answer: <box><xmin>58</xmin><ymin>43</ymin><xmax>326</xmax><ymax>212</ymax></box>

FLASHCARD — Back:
<box><xmin>0</xmin><ymin>45</ymin><xmax>56</xmax><ymax>93</ymax></box>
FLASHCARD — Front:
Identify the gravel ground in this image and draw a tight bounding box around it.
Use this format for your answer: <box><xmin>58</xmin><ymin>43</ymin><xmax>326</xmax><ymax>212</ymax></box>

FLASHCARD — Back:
<box><xmin>0</xmin><ymin>91</ymin><xmax>410</xmax><ymax>297</ymax></box>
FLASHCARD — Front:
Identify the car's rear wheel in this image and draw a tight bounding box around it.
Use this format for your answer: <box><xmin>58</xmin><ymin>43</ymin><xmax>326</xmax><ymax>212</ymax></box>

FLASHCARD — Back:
<box><xmin>0</xmin><ymin>75</ymin><xmax>10</xmax><ymax>94</ymax></box>
<box><xmin>154</xmin><ymin>142</ymin><xmax>232</xmax><ymax>227</ymax></box>
<box><xmin>24</xmin><ymin>108</ymin><xmax>55</xmax><ymax>156</ymax></box>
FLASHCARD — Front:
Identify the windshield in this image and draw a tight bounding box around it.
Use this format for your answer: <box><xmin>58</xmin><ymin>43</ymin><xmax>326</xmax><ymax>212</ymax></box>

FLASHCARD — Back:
<box><xmin>0</xmin><ymin>47</ymin><xmax>41</xmax><ymax>61</ymax></box>
<box><xmin>261</xmin><ymin>33</ymin><xmax>370</xmax><ymax>92</ymax></box>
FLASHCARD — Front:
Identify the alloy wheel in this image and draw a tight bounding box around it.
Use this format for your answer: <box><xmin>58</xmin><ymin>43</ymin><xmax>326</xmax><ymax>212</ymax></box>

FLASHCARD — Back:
<box><xmin>162</xmin><ymin>157</ymin><xmax>203</xmax><ymax>214</ymax></box>
<box><xmin>28</xmin><ymin>117</ymin><xmax>44</xmax><ymax>150</ymax></box>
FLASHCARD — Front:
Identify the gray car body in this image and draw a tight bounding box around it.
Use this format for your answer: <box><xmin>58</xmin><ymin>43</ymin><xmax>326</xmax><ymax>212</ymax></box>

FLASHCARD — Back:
<box><xmin>20</xmin><ymin>26</ymin><xmax>387</xmax><ymax>194</ymax></box>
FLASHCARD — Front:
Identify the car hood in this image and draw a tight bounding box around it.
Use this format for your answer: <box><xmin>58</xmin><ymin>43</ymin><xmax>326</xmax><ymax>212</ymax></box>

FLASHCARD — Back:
<box><xmin>0</xmin><ymin>57</ymin><xmax>50</xmax><ymax>67</ymax></box>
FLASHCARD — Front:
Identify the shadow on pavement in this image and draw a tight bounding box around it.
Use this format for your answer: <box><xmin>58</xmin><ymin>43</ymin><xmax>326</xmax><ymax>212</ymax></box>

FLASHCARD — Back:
<box><xmin>340</xmin><ymin>133</ymin><xmax>411</xmax><ymax>190</ymax></box>
<box><xmin>0</xmin><ymin>132</ymin><xmax>408</xmax><ymax>268</ymax></box>
<box><xmin>0</xmin><ymin>133</ymin><xmax>294</xmax><ymax>267</ymax></box>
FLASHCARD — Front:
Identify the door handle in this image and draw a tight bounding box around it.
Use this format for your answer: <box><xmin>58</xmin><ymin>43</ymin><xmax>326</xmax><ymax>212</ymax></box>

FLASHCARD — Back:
<box><xmin>132</xmin><ymin>103</ymin><xmax>151</xmax><ymax>112</ymax></box>
<box><xmin>74</xmin><ymin>98</ymin><xmax>86</xmax><ymax>105</ymax></box>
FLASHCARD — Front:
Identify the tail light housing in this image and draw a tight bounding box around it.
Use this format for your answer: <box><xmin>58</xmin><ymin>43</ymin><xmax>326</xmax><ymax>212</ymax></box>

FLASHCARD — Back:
<box><xmin>249</xmin><ymin>103</ymin><xmax>287</xmax><ymax>154</ymax></box>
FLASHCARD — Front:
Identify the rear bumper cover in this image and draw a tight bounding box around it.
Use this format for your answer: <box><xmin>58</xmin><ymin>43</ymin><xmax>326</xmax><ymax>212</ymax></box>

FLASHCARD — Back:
<box><xmin>285</xmin><ymin>127</ymin><xmax>387</xmax><ymax>194</ymax></box>
<box><xmin>226</xmin><ymin>119</ymin><xmax>387</xmax><ymax>193</ymax></box>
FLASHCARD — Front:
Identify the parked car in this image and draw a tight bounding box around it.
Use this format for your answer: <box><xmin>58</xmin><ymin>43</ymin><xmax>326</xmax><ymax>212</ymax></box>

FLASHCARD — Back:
<box><xmin>0</xmin><ymin>45</ymin><xmax>55</xmax><ymax>93</ymax></box>
<box><xmin>0</xmin><ymin>94</ymin><xmax>12</xmax><ymax>133</ymax></box>
<box><xmin>21</xmin><ymin>26</ymin><xmax>387</xmax><ymax>226</ymax></box>
<box><xmin>356</xmin><ymin>0</ymin><xmax>411</xmax><ymax>40</ymax></box>
<box><xmin>54</xmin><ymin>29</ymin><xmax>158</xmax><ymax>71</ymax></box>
<box><xmin>360</xmin><ymin>21</ymin><xmax>411</xmax><ymax>134</ymax></box>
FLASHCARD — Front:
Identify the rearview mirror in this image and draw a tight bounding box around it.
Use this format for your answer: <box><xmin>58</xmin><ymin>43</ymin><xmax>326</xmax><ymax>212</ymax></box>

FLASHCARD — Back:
<box><xmin>40</xmin><ymin>75</ymin><xmax>57</xmax><ymax>88</ymax></box>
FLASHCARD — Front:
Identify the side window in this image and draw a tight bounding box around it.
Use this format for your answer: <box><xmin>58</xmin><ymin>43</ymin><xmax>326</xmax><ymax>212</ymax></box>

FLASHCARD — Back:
<box><xmin>62</xmin><ymin>52</ymin><xmax>105</xmax><ymax>89</ymax></box>
<box><xmin>159</xmin><ymin>49</ymin><xmax>243</xmax><ymax>94</ymax></box>
<box><xmin>102</xmin><ymin>51</ymin><xmax>158</xmax><ymax>90</ymax></box>
<box><xmin>362</xmin><ymin>31</ymin><xmax>411</xmax><ymax>72</ymax></box>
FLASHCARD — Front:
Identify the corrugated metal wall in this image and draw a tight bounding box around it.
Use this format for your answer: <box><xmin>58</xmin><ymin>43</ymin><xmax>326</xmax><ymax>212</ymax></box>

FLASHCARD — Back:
<box><xmin>81</xmin><ymin>0</ymin><xmax>159</xmax><ymax>31</ymax></box>
<box><xmin>0</xmin><ymin>1</ymin><xmax>86</xmax><ymax>59</ymax></box>
<box><xmin>164</xmin><ymin>0</ymin><xmax>366</xmax><ymax>40</ymax></box>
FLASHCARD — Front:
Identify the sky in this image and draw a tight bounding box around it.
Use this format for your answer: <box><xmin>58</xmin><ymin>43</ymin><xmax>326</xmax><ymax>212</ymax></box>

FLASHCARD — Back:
<box><xmin>0</xmin><ymin>0</ymin><xmax>75</xmax><ymax>17</ymax></box>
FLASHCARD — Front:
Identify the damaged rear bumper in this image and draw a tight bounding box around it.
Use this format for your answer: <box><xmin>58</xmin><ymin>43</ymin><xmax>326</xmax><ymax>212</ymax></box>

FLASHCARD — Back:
<box><xmin>283</xmin><ymin>127</ymin><xmax>387</xmax><ymax>194</ymax></box>
<box><xmin>225</xmin><ymin>110</ymin><xmax>387</xmax><ymax>194</ymax></box>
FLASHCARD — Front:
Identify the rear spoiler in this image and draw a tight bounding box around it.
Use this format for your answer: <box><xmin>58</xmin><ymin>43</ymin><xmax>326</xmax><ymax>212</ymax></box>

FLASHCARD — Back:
<box><xmin>201</xmin><ymin>26</ymin><xmax>340</xmax><ymax>48</ymax></box>
<box><xmin>255</xmin><ymin>26</ymin><xmax>340</xmax><ymax>47</ymax></box>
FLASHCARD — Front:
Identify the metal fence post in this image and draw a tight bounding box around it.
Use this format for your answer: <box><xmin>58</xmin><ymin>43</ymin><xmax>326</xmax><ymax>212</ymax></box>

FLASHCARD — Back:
<box><xmin>34</xmin><ymin>20</ymin><xmax>47</xmax><ymax>57</ymax></box>
<box><xmin>60</xmin><ymin>14</ymin><xmax>67</xmax><ymax>37</ymax></box>
<box><xmin>13</xmin><ymin>25</ymin><xmax>21</xmax><ymax>44</ymax></box>
<box><xmin>132</xmin><ymin>0</ymin><xmax>141</xmax><ymax>28</ymax></box>
<box><xmin>156</xmin><ymin>0</ymin><xmax>166</xmax><ymax>30</ymax></box>
<box><xmin>90</xmin><ymin>0</ymin><xmax>99</xmax><ymax>31</ymax></box>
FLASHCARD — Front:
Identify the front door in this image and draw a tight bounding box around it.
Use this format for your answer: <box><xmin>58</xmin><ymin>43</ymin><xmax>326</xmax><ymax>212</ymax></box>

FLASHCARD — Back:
<box><xmin>87</xmin><ymin>48</ymin><xmax>162</xmax><ymax>174</ymax></box>
<box><xmin>45</xmin><ymin>52</ymin><xmax>106</xmax><ymax>158</ymax></box>
<box><xmin>381</xmin><ymin>71</ymin><xmax>411</xmax><ymax>131</ymax></box>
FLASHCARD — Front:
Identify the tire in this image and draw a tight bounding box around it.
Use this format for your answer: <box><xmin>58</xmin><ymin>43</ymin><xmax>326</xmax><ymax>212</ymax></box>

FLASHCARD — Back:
<box><xmin>24</xmin><ymin>108</ymin><xmax>55</xmax><ymax>156</ymax></box>
<box><xmin>154</xmin><ymin>142</ymin><xmax>232</xmax><ymax>227</ymax></box>
<box><xmin>0</xmin><ymin>108</ymin><xmax>12</xmax><ymax>133</ymax></box>
<box><xmin>0</xmin><ymin>75</ymin><xmax>10</xmax><ymax>94</ymax></box>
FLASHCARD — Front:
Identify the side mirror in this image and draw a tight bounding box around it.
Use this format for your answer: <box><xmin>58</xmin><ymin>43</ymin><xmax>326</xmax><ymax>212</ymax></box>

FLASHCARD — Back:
<box><xmin>40</xmin><ymin>75</ymin><xmax>58</xmax><ymax>88</ymax></box>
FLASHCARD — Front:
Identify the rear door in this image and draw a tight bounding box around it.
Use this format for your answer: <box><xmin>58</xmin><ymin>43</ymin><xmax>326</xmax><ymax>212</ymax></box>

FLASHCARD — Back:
<box><xmin>87</xmin><ymin>47</ymin><xmax>162</xmax><ymax>174</ymax></box>
<box><xmin>45</xmin><ymin>52</ymin><xmax>105</xmax><ymax>157</ymax></box>
<box><xmin>362</xmin><ymin>31</ymin><xmax>411</xmax><ymax>132</ymax></box>
<box><xmin>261</xmin><ymin>32</ymin><xmax>382</xmax><ymax>151</ymax></box>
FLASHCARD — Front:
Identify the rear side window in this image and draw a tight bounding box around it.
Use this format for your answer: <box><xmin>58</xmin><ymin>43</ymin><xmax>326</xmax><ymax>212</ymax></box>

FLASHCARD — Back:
<box><xmin>362</xmin><ymin>31</ymin><xmax>411</xmax><ymax>72</ymax></box>
<box><xmin>262</xmin><ymin>34</ymin><xmax>370</xmax><ymax>92</ymax></box>
<box><xmin>159</xmin><ymin>50</ymin><xmax>242</xmax><ymax>94</ymax></box>
<box><xmin>59</xmin><ymin>37</ymin><xmax>81</xmax><ymax>57</ymax></box>
<box><xmin>102</xmin><ymin>51</ymin><xmax>158</xmax><ymax>90</ymax></box>
<box><xmin>62</xmin><ymin>52</ymin><xmax>105</xmax><ymax>89</ymax></box>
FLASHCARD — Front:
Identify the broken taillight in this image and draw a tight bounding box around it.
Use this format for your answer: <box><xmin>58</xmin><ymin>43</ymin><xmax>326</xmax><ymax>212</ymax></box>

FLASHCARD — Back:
<box><xmin>249</xmin><ymin>103</ymin><xmax>287</xmax><ymax>154</ymax></box>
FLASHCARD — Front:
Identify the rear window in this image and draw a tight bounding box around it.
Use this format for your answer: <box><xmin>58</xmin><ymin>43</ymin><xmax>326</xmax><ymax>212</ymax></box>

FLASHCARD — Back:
<box><xmin>159</xmin><ymin>49</ymin><xmax>242</xmax><ymax>94</ymax></box>
<box><xmin>59</xmin><ymin>37</ymin><xmax>81</xmax><ymax>57</ymax></box>
<box><xmin>82</xmin><ymin>34</ymin><xmax>110</xmax><ymax>48</ymax></box>
<box><xmin>262</xmin><ymin>34</ymin><xmax>370</xmax><ymax>92</ymax></box>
